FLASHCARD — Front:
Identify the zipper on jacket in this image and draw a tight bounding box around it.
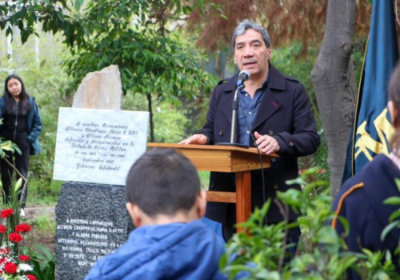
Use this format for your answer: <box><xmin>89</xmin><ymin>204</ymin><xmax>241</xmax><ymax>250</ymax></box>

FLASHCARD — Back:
<box><xmin>13</xmin><ymin>103</ymin><xmax>19</xmax><ymax>141</ymax></box>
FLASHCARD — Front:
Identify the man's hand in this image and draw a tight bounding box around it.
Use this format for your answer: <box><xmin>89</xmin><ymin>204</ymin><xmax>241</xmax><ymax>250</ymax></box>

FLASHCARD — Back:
<box><xmin>254</xmin><ymin>131</ymin><xmax>280</xmax><ymax>155</ymax></box>
<box><xmin>178</xmin><ymin>134</ymin><xmax>208</xmax><ymax>145</ymax></box>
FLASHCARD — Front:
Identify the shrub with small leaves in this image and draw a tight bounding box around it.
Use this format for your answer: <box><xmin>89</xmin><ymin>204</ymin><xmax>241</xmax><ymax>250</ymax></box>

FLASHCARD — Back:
<box><xmin>221</xmin><ymin>168</ymin><xmax>400</xmax><ymax>280</ymax></box>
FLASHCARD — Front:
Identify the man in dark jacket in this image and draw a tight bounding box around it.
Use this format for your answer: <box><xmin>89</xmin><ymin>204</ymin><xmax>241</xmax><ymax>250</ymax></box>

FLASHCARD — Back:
<box><xmin>180</xmin><ymin>20</ymin><xmax>320</xmax><ymax>241</ymax></box>
<box><xmin>85</xmin><ymin>149</ymin><xmax>227</xmax><ymax>280</ymax></box>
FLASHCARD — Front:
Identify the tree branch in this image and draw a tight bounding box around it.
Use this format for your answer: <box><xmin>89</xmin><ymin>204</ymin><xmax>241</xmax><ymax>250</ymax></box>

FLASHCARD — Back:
<box><xmin>274</xmin><ymin>198</ymin><xmax>290</xmax><ymax>270</ymax></box>
<box><xmin>0</xmin><ymin>15</ymin><xmax>11</xmax><ymax>25</ymax></box>
<box><xmin>3</xmin><ymin>157</ymin><xmax>28</xmax><ymax>206</ymax></box>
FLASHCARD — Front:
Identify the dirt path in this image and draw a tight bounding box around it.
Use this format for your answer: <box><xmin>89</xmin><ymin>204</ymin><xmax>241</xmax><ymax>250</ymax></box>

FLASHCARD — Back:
<box><xmin>24</xmin><ymin>206</ymin><xmax>56</xmax><ymax>252</ymax></box>
<box><xmin>25</xmin><ymin>206</ymin><xmax>55</xmax><ymax>220</ymax></box>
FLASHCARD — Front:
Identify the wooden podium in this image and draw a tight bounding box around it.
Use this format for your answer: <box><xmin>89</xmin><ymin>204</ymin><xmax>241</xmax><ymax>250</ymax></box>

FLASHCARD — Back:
<box><xmin>147</xmin><ymin>143</ymin><xmax>277</xmax><ymax>232</ymax></box>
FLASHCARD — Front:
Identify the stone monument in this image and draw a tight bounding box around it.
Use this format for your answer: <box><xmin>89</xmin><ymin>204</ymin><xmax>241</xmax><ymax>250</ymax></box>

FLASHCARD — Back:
<box><xmin>54</xmin><ymin>65</ymin><xmax>149</xmax><ymax>279</ymax></box>
<box><xmin>72</xmin><ymin>65</ymin><xmax>123</xmax><ymax>109</ymax></box>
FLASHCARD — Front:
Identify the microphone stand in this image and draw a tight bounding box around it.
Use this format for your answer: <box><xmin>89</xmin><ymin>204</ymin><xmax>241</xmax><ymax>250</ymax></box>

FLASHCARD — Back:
<box><xmin>230</xmin><ymin>84</ymin><xmax>243</xmax><ymax>143</ymax></box>
<box><xmin>217</xmin><ymin>84</ymin><xmax>248</xmax><ymax>148</ymax></box>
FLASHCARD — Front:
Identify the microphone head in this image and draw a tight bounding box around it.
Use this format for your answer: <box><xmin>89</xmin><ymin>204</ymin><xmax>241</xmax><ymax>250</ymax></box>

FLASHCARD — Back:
<box><xmin>237</xmin><ymin>70</ymin><xmax>251</xmax><ymax>86</ymax></box>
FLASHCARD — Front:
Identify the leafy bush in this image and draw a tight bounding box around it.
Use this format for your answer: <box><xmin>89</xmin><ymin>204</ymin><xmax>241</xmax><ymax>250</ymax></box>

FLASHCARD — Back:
<box><xmin>123</xmin><ymin>93</ymin><xmax>189</xmax><ymax>143</ymax></box>
<box><xmin>29</xmin><ymin>215</ymin><xmax>55</xmax><ymax>236</ymax></box>
<box><xmin>29</xmin><ymin>244</ymin><xmax>55</xmax><ymax>280</ymax></box>
<box><xmin>221</xmin><ymin>168</ymin><xmax>400</xmax><ymax>280</ymax></box>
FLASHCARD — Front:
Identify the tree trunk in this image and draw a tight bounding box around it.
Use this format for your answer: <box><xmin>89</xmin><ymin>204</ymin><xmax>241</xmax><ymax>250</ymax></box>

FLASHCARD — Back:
<box><xmin>147</xmin><ymin>93</ymin><xmax>155</xmax><ymax>142</ymax></box>
<box><xmin>7</xmin><ymin>32</ymin><xmax>12</xmax><ymax>62</ymax></box>
<box><xmin>311</xmin><ymin>0</ymin><xmax>357</xmax><ymax>197</ymax></box>
<box><xmin>11</xmin><ymin>26</ymin><xmax>20</xmax><ymax>63</ymax></box>
<box><xmin>35</xmin><ymin>23</ymin><xmax>40</xmax><ymax>64</ymax></box>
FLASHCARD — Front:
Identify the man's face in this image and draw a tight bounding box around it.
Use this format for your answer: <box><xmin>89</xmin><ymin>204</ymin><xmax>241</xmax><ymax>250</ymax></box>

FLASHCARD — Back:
<box><xmin>234</xmin><ymin>29</ymin><xmax>272</xmax><ymax>80</ymax></box>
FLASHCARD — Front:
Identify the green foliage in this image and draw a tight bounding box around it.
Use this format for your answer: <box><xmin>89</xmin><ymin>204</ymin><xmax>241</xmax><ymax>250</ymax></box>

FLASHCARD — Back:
<box><xmin>28</xmin><ymin>67</ymin><xmax>69</xmax><ymax>196</ymax></box>
<box><xmin>381</xmin><ymin>179</ymin><xmax>400</xmax><ymax>242</ymax></box>
<box><xmin>198</xmin><ymin>171</ymin><xmax>210</xmax><ymax>190</ymax></box>
<box><xmin>0</xmin><ymin>133</ymin><xmax>30</xmax><ymax>255</ymax></box>
<box><xmin>123</xmin><ymin>93</ymin><xmax>189</xmax><ymax>143</ymax></box>
<box><xmin>271</xmin><ymin>45</ymin><xmax>317</xmax><ymax>101</ymax></box>
<box><xmin>0</xmin><ymin>0</ymin><xmax>85</xmax><ymax>46</ymax></box>
<box><xmin>63</xmin><ymin>29</ymin><xmax>214</xmax><ymax>102</ymax></box>
<box><xmin>153</xmin><ymin>102</ymin><xmax>189</xmax><ymax>143</ymax></box>
<box><xmin>30</xmin><ymin>214</ymin><xmax>55</xmax><ymax>234</ymax></box>
<box><xmin>28</xmin><ymin>180</ymin><xmax>61</xmax><ymax>205</ymax></box>
<box><xmin>2</xmin><ymin>0</ymin><xmax>220</xmax><ymax>141</ymax></box>
<box><xmin>58</xmin><ymin>0</ymin><xmax>218</xmax><ymax>140</ymax></box>
<box><xmin>29</xmin><ymin>244</ymin><xmax>56</xmax><ymax>280</ymax></box>
<box><xmin>1</xmin><ymin>28</ymin><xmax>71</xmax><ymax>198</ymax></box>
<box><xmin>352</xmin><ymin>38</ymin><xmax>368</xmax><ymax>90</ymax></box>
<box><xmin>183</xmin><ymin>94</ymin><xmax>212</xmax><ymax>137</ymax></box>
<box><xmin>221</xmin><ymin>168</ymin><xmax>400</xmax><ymax>280</ymax></box>
<box><xmin>1</xmin><ymin>0</ymin><xmax>220</xmax><ymax>48</ymax></box>
<box><xmin>270</xmin><ymin>44</ymin><xmax>328</xmax><ymax>174</ymax></box>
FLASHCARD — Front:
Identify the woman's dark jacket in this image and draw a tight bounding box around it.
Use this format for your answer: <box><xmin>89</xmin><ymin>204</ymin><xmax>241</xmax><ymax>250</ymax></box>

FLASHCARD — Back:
<box><xmin>0</xmin><ymin>96</ymin><xmax>42</xmax><ymax>155</ymax></box>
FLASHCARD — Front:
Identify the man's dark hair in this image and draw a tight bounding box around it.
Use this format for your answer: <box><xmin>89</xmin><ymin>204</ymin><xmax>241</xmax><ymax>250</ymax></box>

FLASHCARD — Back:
<box><xmin>126</xmin><ymin>148</ymin><xmax>201</xmax><ymax>218</ymax></box>
<box><xmin>232</xmin><ymin>19</ymin><xmax>271</xmax><ymax>48</ymax></box>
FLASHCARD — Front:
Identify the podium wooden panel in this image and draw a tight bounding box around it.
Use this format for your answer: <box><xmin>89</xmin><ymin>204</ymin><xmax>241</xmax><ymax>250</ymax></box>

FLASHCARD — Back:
<box><xmin>147</xmin><ymin>143</ymin><xmax>277</xmax><ymax>233</ymax></box>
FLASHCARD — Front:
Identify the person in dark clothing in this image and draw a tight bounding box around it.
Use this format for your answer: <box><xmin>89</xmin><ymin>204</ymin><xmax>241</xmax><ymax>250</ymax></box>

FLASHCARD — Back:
<box><xmin>85</xmin><ymin>149</ymin><xmax>227</xmax><ymax>280</ymax></box>
<box><xmin>180</xmin><ymin>20</ymin><xmax>320</xmax><ymax>245</ymax></box>
<box><xmin>0</xmin><ymin>74</ymin><xmax>42</xmax><ymax>214</ymax></box>
<box><xmin>332</xmin><ymin>63</ymin><xmax>400</xmax><ymax>278</ymax></box>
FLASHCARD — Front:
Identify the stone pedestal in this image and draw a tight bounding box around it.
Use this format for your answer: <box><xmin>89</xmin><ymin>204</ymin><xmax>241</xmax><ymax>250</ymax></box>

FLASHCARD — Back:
<box><xmin>55</xmin><ymin>183</ymin><xmax>133</xmax><ymax>280</ymax></box>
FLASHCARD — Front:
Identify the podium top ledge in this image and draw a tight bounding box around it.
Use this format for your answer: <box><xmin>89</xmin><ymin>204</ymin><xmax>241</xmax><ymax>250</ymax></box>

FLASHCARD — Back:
<box><xmin>147</xmin><ymin>143</ymin><xmax>278</xmax><ymax>157</ymax></box>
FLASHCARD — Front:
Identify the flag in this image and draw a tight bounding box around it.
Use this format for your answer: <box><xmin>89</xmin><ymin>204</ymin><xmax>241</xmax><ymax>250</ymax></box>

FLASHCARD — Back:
<box><xmin>343</xmin><ymin>0</ymin><xmax>399</xmax><ymax>181</ymax></box>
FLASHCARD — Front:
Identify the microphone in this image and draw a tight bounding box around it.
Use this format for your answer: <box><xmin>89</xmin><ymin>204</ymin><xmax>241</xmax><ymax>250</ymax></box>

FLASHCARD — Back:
<box><xmin>215</xmin><ymin>69</ymin><xmax>251</xmax><ymax>148</ymax></box>
<box><xmin>237</xmin><ymin>70</ymin><xmax>251</xmax><ymax>86</ymax></box>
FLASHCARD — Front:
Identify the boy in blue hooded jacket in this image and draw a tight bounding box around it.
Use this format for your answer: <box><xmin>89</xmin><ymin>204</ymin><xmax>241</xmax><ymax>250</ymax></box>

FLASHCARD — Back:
<box><xmin>85</xmin><ymin>148</ymin><xmax>227</xmax><ymax>280</ymax></box>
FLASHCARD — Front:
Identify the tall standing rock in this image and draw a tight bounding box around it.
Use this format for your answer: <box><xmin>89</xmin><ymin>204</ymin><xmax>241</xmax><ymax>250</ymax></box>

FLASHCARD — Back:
<box><xmin>72</xmin><ymin>65</ymin><xmax>123</xmax><ymax>110</ymax></box>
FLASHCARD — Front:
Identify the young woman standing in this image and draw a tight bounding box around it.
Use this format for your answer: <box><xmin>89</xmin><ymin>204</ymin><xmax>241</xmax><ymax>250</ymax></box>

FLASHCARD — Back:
<box><xmin>0</xmin><ymin>74</ymin><xmax>42</xmax><ymax>215</ymax></box>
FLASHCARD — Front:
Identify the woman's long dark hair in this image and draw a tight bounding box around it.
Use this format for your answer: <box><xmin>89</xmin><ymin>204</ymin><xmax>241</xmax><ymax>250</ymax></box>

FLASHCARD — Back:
<box><xmin>389</xmin><ymin>63</ymin><xmax>400</xmax><ymax>153</ymax></box>
<box><xmin>3</xmin><ymin>74</ymin><xmax>31</xmax><ymax>115</ymax></box>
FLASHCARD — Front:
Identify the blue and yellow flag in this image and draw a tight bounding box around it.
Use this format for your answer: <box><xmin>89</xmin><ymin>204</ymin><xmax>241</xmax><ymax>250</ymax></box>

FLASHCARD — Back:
<box><xmin>343</xmin><ymin>0</ymin><xmax>399</xmax><ymax>181</ymax></box>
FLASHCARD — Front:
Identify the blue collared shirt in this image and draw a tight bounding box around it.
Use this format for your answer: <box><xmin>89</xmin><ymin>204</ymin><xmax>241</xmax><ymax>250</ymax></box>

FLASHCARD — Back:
<box><xmin>237</xmin><ymin>77</ymin><xmax>269</xmax><ymax>146</ymax></box>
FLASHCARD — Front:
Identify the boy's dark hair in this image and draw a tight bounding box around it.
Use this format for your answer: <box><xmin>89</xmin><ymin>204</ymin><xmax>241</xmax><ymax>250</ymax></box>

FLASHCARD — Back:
<box><xmin>126</xmin><ymin>148</ymin><xmax>201</xmax><ymax>218</ymax></box>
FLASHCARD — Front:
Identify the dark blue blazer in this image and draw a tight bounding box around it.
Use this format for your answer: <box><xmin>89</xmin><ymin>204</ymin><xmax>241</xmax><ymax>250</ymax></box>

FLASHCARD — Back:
<box><xmin>199</xmin><ymin>64</ymin><xmax>320</xmax><ymax>224</ymax></box>
<box><xmin>332</xmin><ymin>154</ymin><xmax>400</xmax><ymax>277</ymax></box>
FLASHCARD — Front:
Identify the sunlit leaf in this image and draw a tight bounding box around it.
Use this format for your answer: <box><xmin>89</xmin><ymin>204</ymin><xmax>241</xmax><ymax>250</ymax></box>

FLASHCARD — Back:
<box><xmin>381</xmin><ymin>221</ymin><xmax>400</xmax><ymax>241</ymax></box>
<box><xmin>384</xmin><ymin>197</ymin><xmax>400</xmax><ymax>206</ymax></box>
<box><xmin>14</xmin><ymin>178</ymin><xmax>23</xmax><ymax>193</ymax></box>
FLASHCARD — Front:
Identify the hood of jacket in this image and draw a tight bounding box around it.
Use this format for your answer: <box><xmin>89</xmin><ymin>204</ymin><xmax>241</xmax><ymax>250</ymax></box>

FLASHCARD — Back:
<box><xmin>85</xmin><ymin>220</ymin><xmax>227</xmax><ymax>280</ymax></box>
